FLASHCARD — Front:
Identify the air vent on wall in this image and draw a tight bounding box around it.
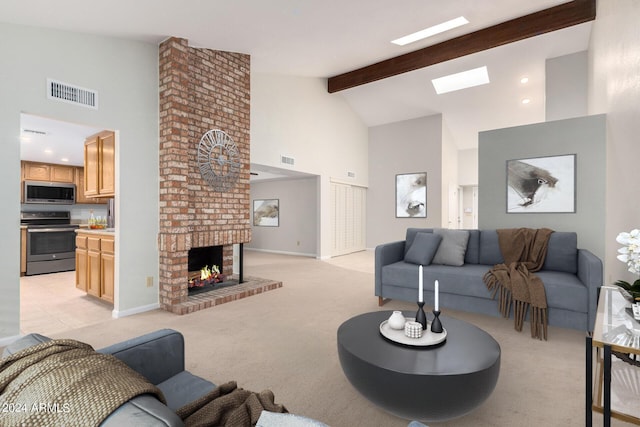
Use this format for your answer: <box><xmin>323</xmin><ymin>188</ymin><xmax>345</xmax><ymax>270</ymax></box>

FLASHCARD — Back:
<box><xmin>347</xmin><ymin>171</ymin><xmax>356</xmax><ymax>178</ymax></box>
<box><xmin>22</xmin><ymin>129</ymin><xmax>47</xmax><ymax>135</ymax></box>
<box><xmin>47</xmin><ymin>79</ymin><xmax>98</xmax><ymax>109</ymax></box>
<box><xmin>280</xmin><ymin>155</ymin><xmax>295</xmax><ymax>166</ymax></box>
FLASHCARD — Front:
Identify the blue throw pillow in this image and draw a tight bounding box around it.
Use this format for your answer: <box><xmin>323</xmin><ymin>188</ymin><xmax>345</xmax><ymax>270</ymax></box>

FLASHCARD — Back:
<box><xmin>404</xmin><ymin>232</ymin><xmax>442</xmax><ymax>265</ymax></box>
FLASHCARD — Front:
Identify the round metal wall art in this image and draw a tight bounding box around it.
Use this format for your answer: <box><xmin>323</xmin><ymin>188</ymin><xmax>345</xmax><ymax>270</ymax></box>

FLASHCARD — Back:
<box><xmin>197</xmin><ymin>129</ymin><xmax>241</xmax><ymax>191</ymax></box>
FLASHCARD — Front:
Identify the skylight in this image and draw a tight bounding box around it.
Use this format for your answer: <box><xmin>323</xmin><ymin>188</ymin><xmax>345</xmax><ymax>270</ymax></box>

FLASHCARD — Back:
<box><xmin>391</xmin><ymin>17</ymin><xmax>469</xmax><ymax>46</ymax></box>
<box><xmin>431</xmin><ymin>66</ymin><xmax>490</xmax><ymax>94</ymax></box>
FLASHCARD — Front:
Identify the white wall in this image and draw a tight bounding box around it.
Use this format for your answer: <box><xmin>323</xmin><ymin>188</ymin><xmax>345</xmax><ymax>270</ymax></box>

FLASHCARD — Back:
<box><xmin>367</xmin><ymin>115</ymin><xmax>443</xmax><ymax>248</ymax></box>
<box><xmin>250</xmin><ymin>74</ymin><xmax>368</xmax><ymax>258</ymax></box>
<box><xmin>458</xmin><ymin>148</ymin><xmax>479</xmax><ymax>186</ymax></box>
<box><xmin>588</xmin><ymin>0</ymin><xmax>640</xmax><ymax>285</ymax></box>
<box><xmin>248</xmin><ymin>178</ymin><xmax>318</xmax><ymax>256</ymax></box>
<box><xmin>0</xmin><ymin>23</ymin><xmax>159</xmax><ymax>340</ymax></box>
<box><xmin>441</xmin><ymin>121</ymin><xmax>459</xmax><ymax>228</ymax></box>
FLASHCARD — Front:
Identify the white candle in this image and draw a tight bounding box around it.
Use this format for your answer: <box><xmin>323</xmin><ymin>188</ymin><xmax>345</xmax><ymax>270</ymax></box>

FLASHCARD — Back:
<box><xmin>418</xmin><ymin>265</ymin><xmax>423</xmax><ymax>303</ymax></box>
<box><xmin>434</xmin><ymin>279</ymin><xmax>439</xmax><ymax>311</ymax></box>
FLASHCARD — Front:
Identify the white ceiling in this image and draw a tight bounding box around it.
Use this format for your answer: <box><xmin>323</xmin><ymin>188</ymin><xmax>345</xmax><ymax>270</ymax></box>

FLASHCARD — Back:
<box><xmin>5</xmin><ymin>0</ymin><xmax>592</xmax><ymax>170</ymax></box>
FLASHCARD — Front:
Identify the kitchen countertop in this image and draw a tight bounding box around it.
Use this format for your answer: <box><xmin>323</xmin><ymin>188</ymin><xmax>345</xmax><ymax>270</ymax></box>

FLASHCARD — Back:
<box><xmin>75</xmin><ymin>228</ymin><xmax>115</xmax><ymax>235</ymax></box>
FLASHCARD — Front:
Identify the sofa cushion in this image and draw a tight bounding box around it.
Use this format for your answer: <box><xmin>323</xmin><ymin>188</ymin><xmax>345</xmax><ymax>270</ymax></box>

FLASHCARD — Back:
<box><xmin>542</xmin><ymin>232</ymin><xmax>578</xmax><ymax>274</ymax></box>
<box><xmin>404</xmin><ymin>232</ymin><xmax>442</xmax><ymax>265</ymax></box>
<box><xmin>2</xmin><ymin>333</ymin><xmax>51</xmax><ymax>358</ymax></box>
<box><xmin>464</xmin><ymin>230</ymin><xmax>481</xmax><ymax>264</ymax></box>
<box><xmin>536</xmin><ymin>271</ymin><xmax>587</xmax><ymax>313</ymax></box>
<box><xmin>479</xmin><ymin>230</ymin><xmax>504</xmax><ymax>266</ymax></box>
<box><xmin>157</xmin><ymin>371</ymin><xmax>216</xmax><ymax>411</ymax></box>
<box><xmin>432</xmin><ymin>229</ymin><xmax>470</xmax><ymax>266</ymax></box>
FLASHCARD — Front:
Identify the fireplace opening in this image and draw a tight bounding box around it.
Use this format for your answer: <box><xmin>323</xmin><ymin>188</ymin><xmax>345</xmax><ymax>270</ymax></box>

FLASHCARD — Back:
<box><xmin>188</xmin><ymin>245</ymin><xmax>237</xmax><ymax>295</ymax></box>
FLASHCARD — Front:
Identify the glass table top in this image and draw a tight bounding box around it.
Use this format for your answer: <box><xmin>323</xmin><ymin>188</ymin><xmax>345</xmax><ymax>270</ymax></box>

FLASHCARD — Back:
<box><xmin>593</xmin><ymin>285</ymin><xmax>640</xmax><ymax>353</ymax></box>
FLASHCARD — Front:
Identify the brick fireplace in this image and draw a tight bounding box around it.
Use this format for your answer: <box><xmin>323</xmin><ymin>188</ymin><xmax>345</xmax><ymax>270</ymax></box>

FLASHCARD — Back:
<box><xmin>158</xmin><ymin>37</ymin><xmax>281</xmax><ymax>314</ymax></box>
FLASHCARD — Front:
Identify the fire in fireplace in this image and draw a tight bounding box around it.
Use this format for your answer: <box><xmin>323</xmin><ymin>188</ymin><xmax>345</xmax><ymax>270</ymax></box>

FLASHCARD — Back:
<box><xmin>188</xmin><ymin>245</ymin><xmax>238</xmax><ymax>295</ymax></box>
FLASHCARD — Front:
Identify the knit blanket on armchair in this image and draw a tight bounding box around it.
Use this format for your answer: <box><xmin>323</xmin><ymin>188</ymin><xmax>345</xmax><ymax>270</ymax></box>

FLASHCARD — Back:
<box><xmin>0</xmin><ymin>340</ymin><xmax>287</xmax><ymax>427</ymax></box>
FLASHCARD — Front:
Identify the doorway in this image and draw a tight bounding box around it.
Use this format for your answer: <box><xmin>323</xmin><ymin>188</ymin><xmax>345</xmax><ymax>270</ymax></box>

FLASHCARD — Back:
<box><xmin>330</xmin><ymin>181</ymin><xmax>366</xmax><ymax>257</ymax></box>
<box><xmin>19</xmin><ymin>113</ymin><xmax>113</xmax><ymax>335</ymax></box>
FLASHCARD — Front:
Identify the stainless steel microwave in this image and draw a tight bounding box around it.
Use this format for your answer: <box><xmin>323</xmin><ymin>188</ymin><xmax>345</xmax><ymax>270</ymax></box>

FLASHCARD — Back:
<box><xmin>24</xmin><ymin>180</ymin><xmax>76</xmax><ymax>204</ymax></box>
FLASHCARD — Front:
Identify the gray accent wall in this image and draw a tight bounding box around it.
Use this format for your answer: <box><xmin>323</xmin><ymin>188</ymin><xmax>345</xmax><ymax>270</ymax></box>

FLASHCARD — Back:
<box><xmin>247</xmin><ymin>177</ymin><xmax>318</xmax><ymax>256</ymax></box>
<box><xmin>478</xmin><ymin>114</ymin><xmax>606</xmax><ymax>259</ymax></box>
<box><xmin>367</xmin><ymin>115</ymin><xmax>443</xmax><ymax>248</ymax></box>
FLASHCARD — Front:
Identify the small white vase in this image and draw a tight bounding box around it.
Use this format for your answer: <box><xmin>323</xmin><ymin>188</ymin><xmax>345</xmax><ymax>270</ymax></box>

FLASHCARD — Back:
<box><xmin>388</xmin><ymin>311</ymin><xmax>406</xmax><ymax>330</ymax></box>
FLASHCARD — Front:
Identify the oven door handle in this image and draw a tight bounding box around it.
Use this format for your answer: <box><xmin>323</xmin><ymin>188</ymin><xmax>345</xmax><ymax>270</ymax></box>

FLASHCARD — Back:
<box><xmin>27</xmin><ymin>228</ymin><xmax>77</xmax><ymax>233</ymax></box>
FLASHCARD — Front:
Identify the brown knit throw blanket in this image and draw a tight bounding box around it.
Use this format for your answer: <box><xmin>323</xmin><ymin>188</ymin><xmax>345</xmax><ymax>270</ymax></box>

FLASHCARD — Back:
<box><xmin>0</xmin><ymin>339</ymin><xmax>165</xmax><ymax>427</ymax></box>
<box><xmin>177</xmin><ymin>381</ymin><xmax>288</xmax><ymax>427</ymax></box>
<box><xmin>483</xmin><ymin>228</ymin><xmax>553</xmax><ymax>340</ymax></box>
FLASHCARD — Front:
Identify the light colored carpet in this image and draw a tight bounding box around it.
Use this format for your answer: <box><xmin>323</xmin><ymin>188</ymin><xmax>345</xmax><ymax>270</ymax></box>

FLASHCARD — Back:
<box><xmin>15</xmin><ymin>251</ymin><xmax>635</xmax><ymax>426</ymax></box>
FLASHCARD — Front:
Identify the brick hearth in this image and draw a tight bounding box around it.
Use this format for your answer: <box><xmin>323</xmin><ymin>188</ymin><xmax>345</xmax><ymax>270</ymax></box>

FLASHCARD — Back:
<box><xmin>173</xmin><ymin>277</ymin><xmax>283</xmax><ymax>315</ymax></box>
<box><xmin>157</xmin><ymin>37</ymin><xmax>279</xmax><ymax>314</ymax></box>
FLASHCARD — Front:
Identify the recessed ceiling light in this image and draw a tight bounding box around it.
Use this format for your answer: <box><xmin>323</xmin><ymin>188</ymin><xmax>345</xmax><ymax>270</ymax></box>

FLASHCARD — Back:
<box><xmin>392</xmin><ymin>16</ymin><xmax>469</xmax><ymax>46</ymax></box>
<box><xmin>432</xmin><ymin>66</ymin><xmax>490</xmax><ymax>94</ymax></box>
<box><xmin>520</xmin><ymin>77</ymin><xmax>529</xmax><ymax>84</ymax></box>
<box><xmin>44</xmin><ymin>149</ymin><xmax>53</xmax><ymax>154</ymax></box>
<box><xmin>60</xmin><ymin>158</ymin><xmax>69</xmax><ymax>162</ymax></box>
<box><xmin>522</xmin><ymin>98</ymin><xmax>531</xmax><ymax>104</ymax></box>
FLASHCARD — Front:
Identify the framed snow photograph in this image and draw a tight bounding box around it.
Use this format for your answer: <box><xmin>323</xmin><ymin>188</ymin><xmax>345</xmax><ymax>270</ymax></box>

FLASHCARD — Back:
<box><xmin>506</xmin><ymin>154</ymin><xmax>576</xmax><ymax>213</ymax></box>
<box><xmin>253</xmin><ymin>199</ymin><xmax>279</xmax><ymax>226</ymax></box>
<box><xmin>396</xmin><ymin>172</ymin><xmax>427</xmax><ymax>218</ymax></box>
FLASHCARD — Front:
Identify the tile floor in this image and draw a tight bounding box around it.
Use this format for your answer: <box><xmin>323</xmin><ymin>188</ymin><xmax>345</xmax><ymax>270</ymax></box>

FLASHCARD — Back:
<box><xmin>20</xmin><ymin>271</ymin><xmax>113</xmax><ymax>335</ymax></box>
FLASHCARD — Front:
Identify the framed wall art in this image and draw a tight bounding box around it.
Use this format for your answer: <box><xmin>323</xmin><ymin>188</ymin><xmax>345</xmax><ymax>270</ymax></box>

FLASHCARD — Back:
<box><xmin>396</xmin><ymin>172</ymin><xmax>427</xmax><ymax>218</ymax></box>
<box><xmin>253</xmin><ymin>199</ymin><xmax>279</xmax><ymax>226</ymax></box>
<box><xmin>506</xmin><ymin>154</ymin><xmax>576</xmax><ymax>213</ymax></box>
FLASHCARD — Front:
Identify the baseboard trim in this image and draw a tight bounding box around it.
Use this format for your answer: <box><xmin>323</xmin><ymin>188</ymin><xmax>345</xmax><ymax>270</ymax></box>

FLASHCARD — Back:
<box><xmin>244</xmin><ymin>248</ymin><xmax>316</xmax><ymax>258</ymax></box>
<box><xmin>112</xmin><ymin>302</ymin><xmax>160</xmax><ymax>319</ymax></box>
<box><xmin>0</xmin><ymin>333</ymin><xmax>23</xmax><ymax>347</ymax></box>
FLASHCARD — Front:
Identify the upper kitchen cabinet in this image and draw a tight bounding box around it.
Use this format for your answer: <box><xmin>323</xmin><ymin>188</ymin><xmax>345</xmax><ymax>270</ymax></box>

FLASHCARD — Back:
<box><xmin>23</xmin><ymin>161</ymin><xmax>75</xmax><ymax>183</ymax></box>
<box><xmin>75</xmin><ymin>167</ymin><xmax>106</xmax><ymax>204</ymax></box>
<box><xmin>84</xmin><ymin>130</ymin><xmax>115</xmax><ymax>198</ymax></box>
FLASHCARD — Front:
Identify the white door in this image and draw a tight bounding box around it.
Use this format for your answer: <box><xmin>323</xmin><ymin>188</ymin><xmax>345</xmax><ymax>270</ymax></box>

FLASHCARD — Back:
<box><xmin>331</xmin><ymin>182</ymin><xmax>366</xmax><ymax>257</ymax></box>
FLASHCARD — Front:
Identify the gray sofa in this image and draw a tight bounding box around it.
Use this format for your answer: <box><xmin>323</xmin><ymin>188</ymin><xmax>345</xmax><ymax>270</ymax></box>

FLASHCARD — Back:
<box><xmin>375</xmin><ymin>228</ymin><xmax>603</xmax><ymax>331</ymax></box>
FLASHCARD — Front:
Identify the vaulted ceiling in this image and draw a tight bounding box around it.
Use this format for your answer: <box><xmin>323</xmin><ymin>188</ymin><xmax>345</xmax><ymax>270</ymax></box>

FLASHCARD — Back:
<box><xmin>3</xmin><ymin>0</ymin><xmax>593</xmax><ymax>156</ymax></box>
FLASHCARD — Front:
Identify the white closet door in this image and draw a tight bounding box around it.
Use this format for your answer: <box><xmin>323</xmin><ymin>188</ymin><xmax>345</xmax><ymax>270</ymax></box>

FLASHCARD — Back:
<box><xmin>331</xmin><ymin>182</ymin><xmax>366</xmax><ymax>257</ymax></box>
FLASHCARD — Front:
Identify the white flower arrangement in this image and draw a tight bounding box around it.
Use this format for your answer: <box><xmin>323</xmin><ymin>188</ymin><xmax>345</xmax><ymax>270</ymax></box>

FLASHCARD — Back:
<box><xmin>617</xmin><ymin>229</ymin><xmax>640</xmax><ymax>274</ymax></box>
<box><xmin>615</xmin><ymin>229</ymin><xmax>640</xmax><ymax>300</ymax></box>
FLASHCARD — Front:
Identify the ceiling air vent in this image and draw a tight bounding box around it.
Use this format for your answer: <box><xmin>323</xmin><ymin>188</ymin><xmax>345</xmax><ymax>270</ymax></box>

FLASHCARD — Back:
<box><xmin>47</xmin><ymin>79</ymin><xmax>98</xmax><ymax>109</ymax></box>
<box><xmin>280</xmin><ymin>155</ymin><xmax>295</xmax><ymax>166</ymax></box>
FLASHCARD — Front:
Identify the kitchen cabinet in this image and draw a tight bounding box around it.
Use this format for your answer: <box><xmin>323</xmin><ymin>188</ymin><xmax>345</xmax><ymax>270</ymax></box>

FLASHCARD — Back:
<box><xmin>75</xmin><ymin>230</ymin><xmax>114</xmax><ymax>303</ymax></box>
<box><xmin>23</xmin><ymin>161</ymin><xmax>75</xmax><ymax>183</ymax></box>
<box><xmin>74</xmin><ymin>167</ymin><xmax>105</xmax><ymax>204</ymax></box>
<box><xmin>75</xmin><ymin>235</ymin><xmax>87</xmax><ymax>291</ymax></box>
<box><xmin>84</xmin><ymin>131</ymin><xmax>115</xmax><ymax>198</ymax></box>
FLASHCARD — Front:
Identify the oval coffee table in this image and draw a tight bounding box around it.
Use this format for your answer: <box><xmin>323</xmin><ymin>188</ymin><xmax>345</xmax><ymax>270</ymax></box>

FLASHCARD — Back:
<box><xmin>337</xmin><ymin>311</ymin><xmax>500</xmax><ymax>422</ymax></box>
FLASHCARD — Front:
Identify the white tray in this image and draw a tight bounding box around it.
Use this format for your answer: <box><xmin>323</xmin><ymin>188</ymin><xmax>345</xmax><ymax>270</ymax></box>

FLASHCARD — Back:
<box><xmin>379</xmin><ymin>318</ymin><xmax>447</xmax><ymax>347</ymax></box>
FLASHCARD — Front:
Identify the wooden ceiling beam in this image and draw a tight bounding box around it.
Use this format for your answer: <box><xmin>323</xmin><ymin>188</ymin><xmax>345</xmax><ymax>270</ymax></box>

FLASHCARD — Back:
<box><xmin>327</xmin><ymin>0</ymin><xmax>596</xmax><ymax>93</ymax></box>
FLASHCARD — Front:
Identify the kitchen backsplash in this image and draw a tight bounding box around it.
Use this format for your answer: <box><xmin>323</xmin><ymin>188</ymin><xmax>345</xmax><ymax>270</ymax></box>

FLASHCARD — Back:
<box><xmin>20</xmin><ymin>203</ymin><xmax>107</xmax><ymax>224</ymax></box>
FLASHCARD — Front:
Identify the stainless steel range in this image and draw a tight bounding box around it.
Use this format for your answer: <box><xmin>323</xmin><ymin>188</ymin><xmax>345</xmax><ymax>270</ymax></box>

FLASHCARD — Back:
<box><xmin>21</xmin><ymin>211</ymin><xmax>79</xmax><ymax>275</ymax></box>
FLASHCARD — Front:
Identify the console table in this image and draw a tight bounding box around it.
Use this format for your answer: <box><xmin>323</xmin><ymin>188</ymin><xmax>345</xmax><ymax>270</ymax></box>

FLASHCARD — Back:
<box><xmin>586</xmin><ymin>286</ymin><xmax>640</xmax><ymax>426</ymax></box>
<box><xmin>337</xmin><ymin>311</ymin><xmax>500</xmax><ymax>422</ymax></box>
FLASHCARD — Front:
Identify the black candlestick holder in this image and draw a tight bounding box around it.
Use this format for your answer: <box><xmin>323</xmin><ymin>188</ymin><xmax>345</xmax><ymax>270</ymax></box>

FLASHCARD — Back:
<box><xmin>415</xmin><ymin>301</ymin><xmax>427</xmax><ymax>330</ymax></box>
<box><xmin>431</xmin><ymin>309</ymin><xmax>443</xmax><ymax>333</ymax></box>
